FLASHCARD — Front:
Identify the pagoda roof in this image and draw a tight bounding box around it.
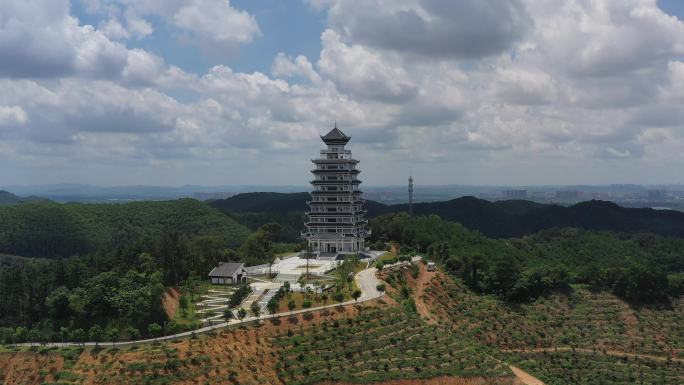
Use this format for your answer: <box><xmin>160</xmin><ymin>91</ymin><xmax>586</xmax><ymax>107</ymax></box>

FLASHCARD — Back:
<box><xmin>321</xmin><ymin>127</ymin><xmax>350</xmax><ymax>144</ymax></box>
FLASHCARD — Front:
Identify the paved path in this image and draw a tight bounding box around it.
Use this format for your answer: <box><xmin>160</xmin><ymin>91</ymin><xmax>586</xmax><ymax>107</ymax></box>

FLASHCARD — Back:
<box><xmin>15</xmin><ymin>267</ymin><xmax>382</xmax><ymax>347</ymax></box>
<box><xmin>510</xmin><ymin>366</ymin><xmax>545</xmax><ymax>385</ymax></box>
<box><xmin>356</xmin><ymin>267</ymin><xmax>380</xmax><ymax>301</ymax></box>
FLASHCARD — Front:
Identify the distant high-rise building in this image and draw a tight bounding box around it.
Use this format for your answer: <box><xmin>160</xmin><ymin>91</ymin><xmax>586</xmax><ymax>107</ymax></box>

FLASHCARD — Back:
<box><xmin>555</xmin><ymin>190</ymin><xmax>584</xmax><ymax>201</ymax></box>
<box><xmin>503</xmin><ymin>189</ymin><xmax>528</xmax><ymax>200</ymax></box>
<box><xmin>648</xmin><ymin>190</ymin><xmax>668</xmax><ymax>201</ymax></box>
<box><xmin>303</xmin><ymin>126</ymin><xmax>370</xmax><ymax>258</ymax></box>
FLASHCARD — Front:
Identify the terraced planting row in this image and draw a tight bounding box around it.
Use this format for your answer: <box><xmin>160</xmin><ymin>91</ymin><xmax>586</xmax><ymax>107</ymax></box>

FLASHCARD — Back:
<box><xmin>503</xmin><ymin>350</ymin><xmax>684</xmax><ymax>385</ymax></box>
<box><xmin>274</xmin><ymin>307</ymin><xmax>511</xmax><ymax>385</ymax></box>
<box><xmin>423</xmin><ymin>277</ymin><xmax>683</xmax><ymax>357</ymax></box>
<box><xmin>11</xmin><ymin>326</ymin><xmax>284</xmax><ymax>385</ymax></box>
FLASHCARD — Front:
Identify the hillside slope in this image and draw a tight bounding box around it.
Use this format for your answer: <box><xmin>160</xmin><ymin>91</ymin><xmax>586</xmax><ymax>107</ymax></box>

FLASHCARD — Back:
<box><xmin>0</xmin><ymin>199</ymin><xmax>250</xmax><ymax>258</ymax></box>
<box><xmin>0</xmin><ymin>302</ymin><xmax>519</xmax><ymax>385</ymax></box>
<box><xmin>383</xmin><ymin>263</ymin><xmax>684</xmax><ymax>385</ymax></box>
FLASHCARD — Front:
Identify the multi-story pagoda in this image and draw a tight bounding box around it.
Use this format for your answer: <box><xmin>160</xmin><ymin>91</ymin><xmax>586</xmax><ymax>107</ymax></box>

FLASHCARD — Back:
<box><xmin>303</xmin><ymin>125</ymin><xmax>369</xmax><ymax>258</ymax></box>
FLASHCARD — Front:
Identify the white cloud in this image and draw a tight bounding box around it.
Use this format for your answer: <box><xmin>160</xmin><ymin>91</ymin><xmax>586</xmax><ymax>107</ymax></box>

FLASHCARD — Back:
<box><xmin>3</xmin><ymin>0</ymin><xmax>684</xmax><ymax>185</ymax></box>
<box><xmin>318</xmin><ymin>30</ymin><xmax>418</xmax><ymax>102</ymax></box>
<box><xmin>81</xmin><ymin>0</ymin><xmax>261</xmax><ymax>53</ymax></box>
<box><xmin>272</xmin><ymin>53</ymin><xmax>322</xmax><ymax>84</ymax></box>
<box><xmin>325</xmin><ymin>0</ymin><xmax>530</xmax><ymax>58</ymax></box>
<box><xmin>172</xmin><ymin>0</ymin><xmax>261</xmax><ymax>51</ymax></box>
<box><xmin>0</xmin><ymin>106</ymin><xmax>28</xmax><ymax>126</ymax></box>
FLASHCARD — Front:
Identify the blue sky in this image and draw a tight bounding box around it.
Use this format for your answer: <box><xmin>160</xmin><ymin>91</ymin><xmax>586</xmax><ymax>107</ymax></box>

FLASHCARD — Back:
<box><xmin>2</xmin><ymin>0</ymin><xmax>684</xmax><ymax>186</ymax></box>
<box><xmin>70</xmin><ymin>0</ymin><xmax>327</xmax><ymax>75</ymax></box>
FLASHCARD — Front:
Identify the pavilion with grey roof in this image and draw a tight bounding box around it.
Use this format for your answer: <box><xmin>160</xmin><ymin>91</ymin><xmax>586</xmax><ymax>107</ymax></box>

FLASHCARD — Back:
<box><xmin>208</xmin><ymin>262</ymin><xmax>247</xmax><ymax>285</ymax></box>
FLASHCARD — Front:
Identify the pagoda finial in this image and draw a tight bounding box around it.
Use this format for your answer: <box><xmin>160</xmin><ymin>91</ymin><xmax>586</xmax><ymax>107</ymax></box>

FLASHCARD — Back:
<box><xmin>334</xmin><ymin>120</ymin><xmax>337</xmax><ymax>129</ymax></box>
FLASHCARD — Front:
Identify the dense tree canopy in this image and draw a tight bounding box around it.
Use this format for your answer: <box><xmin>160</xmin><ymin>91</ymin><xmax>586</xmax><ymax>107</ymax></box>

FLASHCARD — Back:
<box><xmin>371</xmin><ymin>213</ymin><xmax>683</xmax><ymax>303</ymax></box>
<box><xmin>0</xmin><ymin>199</ymin><xmax>250</xmax><ymax>258</ymax></box>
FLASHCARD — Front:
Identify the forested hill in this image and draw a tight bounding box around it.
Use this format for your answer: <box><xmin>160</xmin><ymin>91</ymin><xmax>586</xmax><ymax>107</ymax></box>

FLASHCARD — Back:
<box><xmin>209</xmin><ymin>192</ymin><xmax>684</xmax><ymax>240</ymax></box>
<box><xmin>208</xmin><ymin>192</ymin><xmax>390</xmax><ymax>242</ymax></box>
<box><xmin>398</xmin><ymin>197</ymin><xmax>684</xmax><ymax>238</ymax></box>
<box><xmin>0</xmin><ymin>199</ymin><xmax>250</xmax><ymax>258</ymax></box>
<box><xmin>209</xmin><ymin>192</ymin><xmax>311</xmax><ymax>213</ymax></box>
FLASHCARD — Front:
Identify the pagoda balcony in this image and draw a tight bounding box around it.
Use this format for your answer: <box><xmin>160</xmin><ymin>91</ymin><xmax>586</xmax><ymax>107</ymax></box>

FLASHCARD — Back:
<box><xmin>305</xmin><ymin>222</ymin><xmax>357</xmax><ymax>227</ymax></box>
<box><xmin>311</xmin><ymin>168</ymin><xmax>359</xmax><ymax>174</ymax></box>
<box><xmin>312</xmin><ymin>158</ymin><xmax>359</xmax><ymax>164</ymax></box>
<box><xmin>305</xmin><ymin>211</ymin><xmax>356</xmax><ymax>216</ymax></box>
<box><xmin>310</xmin><ymin>190</ymin><xmax>363</xmax><ymax>195</ymax></box>
<box><xmin>310</xmin><ymin>179</ymin><xmax>361</xmax><ymax>184</ymax></box>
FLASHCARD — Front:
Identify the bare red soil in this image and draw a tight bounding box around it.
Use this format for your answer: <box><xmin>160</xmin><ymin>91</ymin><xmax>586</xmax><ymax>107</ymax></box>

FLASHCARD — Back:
<box><xmin>162</xmin><ymin>287</ymin><xmax>180</xmax><ymax>319</ymax></box>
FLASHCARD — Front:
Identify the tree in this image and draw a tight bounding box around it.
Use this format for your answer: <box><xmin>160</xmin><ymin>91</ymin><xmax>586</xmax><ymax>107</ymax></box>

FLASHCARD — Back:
<box><xmin>148</xmin><ymin>323</ymin><xmax>162</xmax><ymax>337</ymax></box>
<box><xmin>126</xmin><ymin>326</ymin><xmax>140</xmax><ymax>340</ymax></box>
<box><xmin>13</xmin><ymin>327</ymin><xmax>28</xmax><ymax>343</ymax></box>
<box><xmin>321</xmin><ymin>293</ymin><xmax>329</xmax><ymax>305</ymax></box>
<box><xmin>223</xmin><ymin>308</ymin><xmax>233</xmax><ymax>322</ymax></box>
<box><xmin>45</xmin><ymin>286</ymin><xmax>71</xmax><ymax>319</ymax></box>
<box><xmin>88</xmin><ymin>325</ymin><xmax>104</xmax><ymax>346</ymax></box>
<box><xmin>237</xmin><ymin>308</ymin><xmax>247</xmax><ymax>324</ymax></box>
<box><xmin>376</xmin><ymin>283</ymin><xmax>386</xmax><ymax>295</ymax></box>
<box><xmin>267</xmin><ymin>298</ymin><xmax>278</xmax><ymax>318</ymax></box>
<box><xmin>312</xmin><ymin>281</ymin><xmax>321</xmax><ymax>299</ymax></box>
<box><xmin>69</xmin><ymin>328</ymin><xmax>85</xmax><ymax>344</ymax></box>
<box><xmin>302</xmin><ymin>300</ymin><xmax>312</xmax><ymax>313</ymax></box>
<box><xmin>251</xmin><ymin>301</ymin><xmax>261</xmax><ymax>318</ymax></box>
<box><xmin>334</xmin><ymin>292</ymin><xmax>344</xmax><ymax>306</ymax></box>
<box><xmin>352</xmin><ymin>289</ymin><xmax>362</xmax><ymax>303</ymax></box>
<box><xmin>287</xmin><ymin>299</ymin><xmax>296</xmax><ymax>315</ymax></box>
<box><xmin>299</xmin><ymin>280</ymin><xmax>306</xmax><ymax>295</ymax></box>
<box><xmin>59</xmin><ymin>327</ymin><xmax>70</xmax><ymax>343</ymax></box>
<box><xmin>106</xmin><ymin>328</ymin><xmax>119</xmax><ymax>345</ymax></box>
<box><xmin>179</xmin><ymin>295</ymin><xmax>189</xmax><ymax>317</ymax></box>
<box><xmin>283</xmin><ymin>281</ymin><xmax>291</xmax><ymax>295</ymax></box>
<box><xmin>166</xmin><ymin>321</ymin><xmax>178</xmax><ymax>335</ymax></box>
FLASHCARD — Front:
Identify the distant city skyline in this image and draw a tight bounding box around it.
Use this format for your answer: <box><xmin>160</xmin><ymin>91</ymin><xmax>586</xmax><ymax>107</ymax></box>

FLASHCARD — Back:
<box><xmin>2</xmin><ymin>1</ymin><xmax>684</xmax><ymax>186</ymax></box>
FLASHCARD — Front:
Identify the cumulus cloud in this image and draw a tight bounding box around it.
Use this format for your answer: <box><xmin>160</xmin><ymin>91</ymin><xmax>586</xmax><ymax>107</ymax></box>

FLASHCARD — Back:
<box><xmin>325</xmin><ymin>0</ymin><xmax>530</xmax><ymax>58</ymax></box>
<box><xmin>3</xmin><ymin>0</ymin><xmax>684</xmax><ymax>185</ymax></box>
<box><xmin>272</xmin><ymin>53</ymin><xmax>322</xmax><ymax>84</ymax></box>
<box><xmin>318</xmin><ymin>30</ymin><xmax>418</xmax><ymax>102</ymax></box>
<box><xmin>172</xmin><ymin>0</ymin><xmax>261</xmax><ymax>52</ymax></box>
<box><xmin>81</xmin><ymin>0</ymin><xmax>260</xmax><ymax>54</ymax></box>
<box><xmin>0</xmin><ymin>0</ymin><xmax>140</xmax><ymax>79</ymax></box>
<box><xmin>0</xmin><ymin>0</ymin><xmax>78</xmax><ymax>78</ymax></box>
<box><xmin>0</xmin><ymin>106</ymin><xmax>28</xmax><ymax>126</ymax></box>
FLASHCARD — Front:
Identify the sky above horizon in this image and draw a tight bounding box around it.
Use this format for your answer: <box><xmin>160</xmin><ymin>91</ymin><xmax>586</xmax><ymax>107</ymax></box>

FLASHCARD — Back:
<box><xmin>2</xmin><ymin>0</ymin><xmax>684</xmax><ymax>186</ymax></box>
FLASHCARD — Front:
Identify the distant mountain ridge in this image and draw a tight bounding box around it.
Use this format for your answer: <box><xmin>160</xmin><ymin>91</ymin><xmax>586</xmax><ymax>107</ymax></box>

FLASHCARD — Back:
<box><xmin>0</xmin><ymin>190</ymin><xmax>47</xmax><ymax>205</ymax></box>
<box><xmin>209</xmin><ymin>192</ymin><xmax>684</xmax><ymax>239</ymax></box>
